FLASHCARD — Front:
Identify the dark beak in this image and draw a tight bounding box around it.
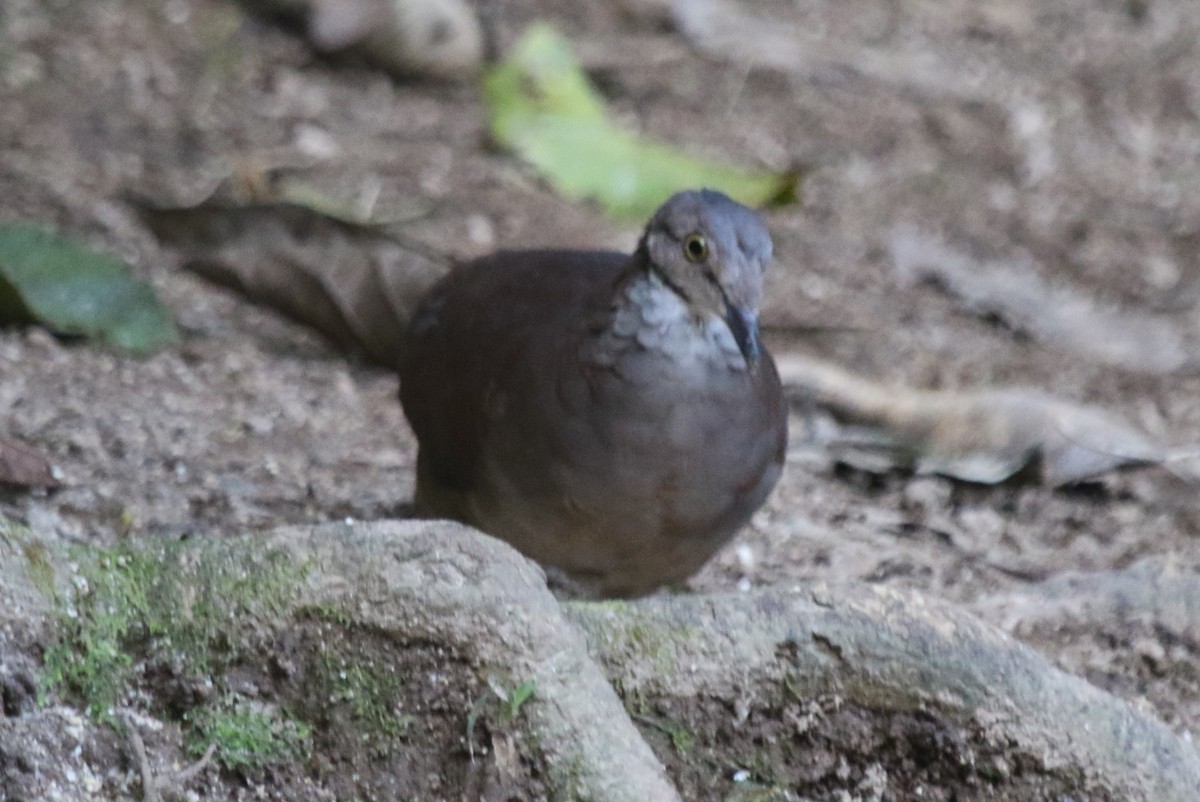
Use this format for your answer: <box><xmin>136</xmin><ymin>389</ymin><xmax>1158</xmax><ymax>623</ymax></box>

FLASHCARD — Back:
<box><xmin>723</xmin><ymin>297</ymin><xmax>760</xmax><ymax>365</ymax></box>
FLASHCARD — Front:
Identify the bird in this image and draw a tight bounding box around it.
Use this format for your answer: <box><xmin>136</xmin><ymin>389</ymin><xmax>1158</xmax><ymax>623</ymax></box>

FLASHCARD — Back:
<box><xmin>398</xmin><ymin>189</ymin><xmax>787</xmax><ymax>598</ymax></box>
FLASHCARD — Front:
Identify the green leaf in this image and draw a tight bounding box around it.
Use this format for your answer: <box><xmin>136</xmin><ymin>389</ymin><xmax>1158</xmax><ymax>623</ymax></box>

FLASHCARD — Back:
<box><xmin>508</xmin><ymin>679</ymin><xmax>536</xmax><ymax>718</ymax></box>
<box><xmin>0</xmin><ymin>224</ymin><xmax>177</xmax><ymax>352</ymax></box>
<box><xmin>483</xmin><ymin>24</ymin><xmax>799</xmax><ymax>220</ymax></box>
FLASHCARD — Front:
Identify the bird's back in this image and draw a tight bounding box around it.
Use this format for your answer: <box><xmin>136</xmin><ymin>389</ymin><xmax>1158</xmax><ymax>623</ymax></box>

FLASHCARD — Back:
<box><xmin>399</xmin><ymin>250</ymin><xmax>626</xmax><ymax>508</ymax></box>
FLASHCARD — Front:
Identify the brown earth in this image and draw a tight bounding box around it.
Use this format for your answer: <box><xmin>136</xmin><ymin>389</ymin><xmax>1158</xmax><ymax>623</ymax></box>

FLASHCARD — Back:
<box><xmin>1</xmin><ymin>0</ymin><xmax>1199</xmax><ymax>799</ymax></box>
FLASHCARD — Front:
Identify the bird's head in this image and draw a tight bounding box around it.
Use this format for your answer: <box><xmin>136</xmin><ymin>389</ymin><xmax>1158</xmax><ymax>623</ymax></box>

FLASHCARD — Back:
<box><xmin>636</xmin><ymin>189</ymin><xmax>773</xmax><ymax>365</ymax></box>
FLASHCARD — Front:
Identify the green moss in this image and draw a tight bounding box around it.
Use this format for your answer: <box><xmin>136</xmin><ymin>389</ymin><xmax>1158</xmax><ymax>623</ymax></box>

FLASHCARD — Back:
<box><xmin>632</xmin><ymin>711</ymin><xmax>695</xmax><ymax>755</ymax></box>
<box><xmin>186</xmin><ymin>694</ymin><xmax>312</xmax><ymax>770</ymax></box>
<box><xmin>39</xmin><ymin>539</ymin><xmax>308</xmax><ymax>724</ymax></box>
<box><xmin>668</xmin><ymin>722</ymin><xmax>695</xmax><ymax>753</ymax></box>
<box><xmin>299</xmin><ymin>600</ymin><xmax>353</xmax><ymax>627</ymax></box>
<box><xmin>571</xmin><ymin>600</ymin><xmax>696</xmax><ymax>677</ymax></box>
<box><xmin>13</xmin><ymin>529</ymin><xmax>56</xmax><ymax>596</ymax></box>
<box><xmin>317</xmin><ymin>648</ymin><xmax>412</xmax><ymax>743</ymax></box>
<box><xmin>295</xmin><ymin>602</ymin><xmax>415</xmax><ymax>744</ymax></box>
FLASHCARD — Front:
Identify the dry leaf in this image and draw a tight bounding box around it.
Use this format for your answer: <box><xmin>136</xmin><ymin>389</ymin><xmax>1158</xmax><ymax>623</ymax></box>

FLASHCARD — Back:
<box><xmin>889</xmin><ymin>225</ymin><xmax>1193</xmax><ymax>374</ymax></box>
<box><xmin>778</xmin><ymin>354</ymin><xmax>1166</xmax><ymax>486</ymax></box>
<box><xmin>135</xmin><ymin>176</ymin><xmax>448</xmax><ymax>368</ymax></box>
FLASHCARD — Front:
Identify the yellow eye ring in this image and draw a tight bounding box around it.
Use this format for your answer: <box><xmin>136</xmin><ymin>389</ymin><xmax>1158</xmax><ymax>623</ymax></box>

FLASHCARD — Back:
<box><xmin>682</xmin><ymin>233</ymin><xmax>709</xmax><ymax>262</ymax></box>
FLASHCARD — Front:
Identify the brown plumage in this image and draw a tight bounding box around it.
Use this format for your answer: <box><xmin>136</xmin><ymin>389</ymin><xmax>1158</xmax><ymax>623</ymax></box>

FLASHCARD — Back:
<box><xmin>399</xmin><ymin>190</ymin><xmax>787</xmax><ymax>597</ymax></box>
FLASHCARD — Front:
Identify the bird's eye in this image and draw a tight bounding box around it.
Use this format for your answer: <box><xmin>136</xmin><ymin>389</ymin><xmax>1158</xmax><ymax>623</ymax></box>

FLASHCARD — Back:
<box><xmin>682</xmin><ymin>233</ymin><xmax>709</xmax><ymax>262</ymax></box>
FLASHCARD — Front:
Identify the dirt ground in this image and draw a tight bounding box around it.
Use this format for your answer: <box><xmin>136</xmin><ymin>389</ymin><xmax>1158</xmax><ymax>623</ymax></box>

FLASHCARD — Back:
<box><xmin>2</xmin><ymin>0</ymin><xmax>1199</xmax><ymax>799</ymax></box>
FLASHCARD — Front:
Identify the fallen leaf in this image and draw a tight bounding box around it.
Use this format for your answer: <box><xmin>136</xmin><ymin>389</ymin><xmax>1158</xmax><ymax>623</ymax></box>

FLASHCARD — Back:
<box><xmin>0</xmin><ymin>437</ymin><xmax>59</xmax><ymax>489</ymax></box>
<box><xmin>135</xmin><ymin>178</ymin><xmax>447</xmax><ymax>369</ymax></box>
<box><xmin>483</xmin><ymin>24</ymin><xmax>799</xmax><ymax>220</ymax></box>
<box><xmin>888</xmin><ymin>225</ymin><xmax>1193</xmax><ymax>374</ymax></box>
<box><xmin>778</xmin><ymin>354</ymin><xmax>1167</xmax><ymax>486</ymax></box>
<box><xmin>0</xmin><ymin>225</ymin><xmax>177</xmax><ymax>353</ymax></box>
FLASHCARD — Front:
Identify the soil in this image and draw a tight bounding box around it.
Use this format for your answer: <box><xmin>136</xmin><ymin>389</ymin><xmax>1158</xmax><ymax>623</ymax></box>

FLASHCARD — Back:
<box><xmin>2</xmin><ymin>0</ymin><xmax>1199</xmax><ymax>799</ymax></box>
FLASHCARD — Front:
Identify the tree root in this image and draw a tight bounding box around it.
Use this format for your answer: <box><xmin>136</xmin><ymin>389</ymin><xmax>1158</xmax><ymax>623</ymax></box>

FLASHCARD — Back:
<box><xmin>270</xmin><ymin>520</ymin><xmax>681</xmax><ymax>802</ymax></box>
<box><xmin>567</xmin><ymin>583</ymin><xmax>1200</xmax><ymax>799</ymax></box>
<box><xmin>4</xmin><ymin>521</ymin><xmax>1198</xmax><ymax>800</ymax></box>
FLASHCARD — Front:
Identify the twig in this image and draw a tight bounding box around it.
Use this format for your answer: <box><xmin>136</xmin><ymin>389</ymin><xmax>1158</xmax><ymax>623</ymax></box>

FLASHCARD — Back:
<box><xmin>123</xmin><ymin>714</ymin><xmax>161</xmax><ymax>802</ymax></box>
<box><xmin>124</xmin><ymin>712</ymin><xmax>217</xmax><ymax>802</ymax></box>
<box><xmin>173</xmin><ymin>743</ymin><xmax>218</xmax><ymax>784</ymax></box>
